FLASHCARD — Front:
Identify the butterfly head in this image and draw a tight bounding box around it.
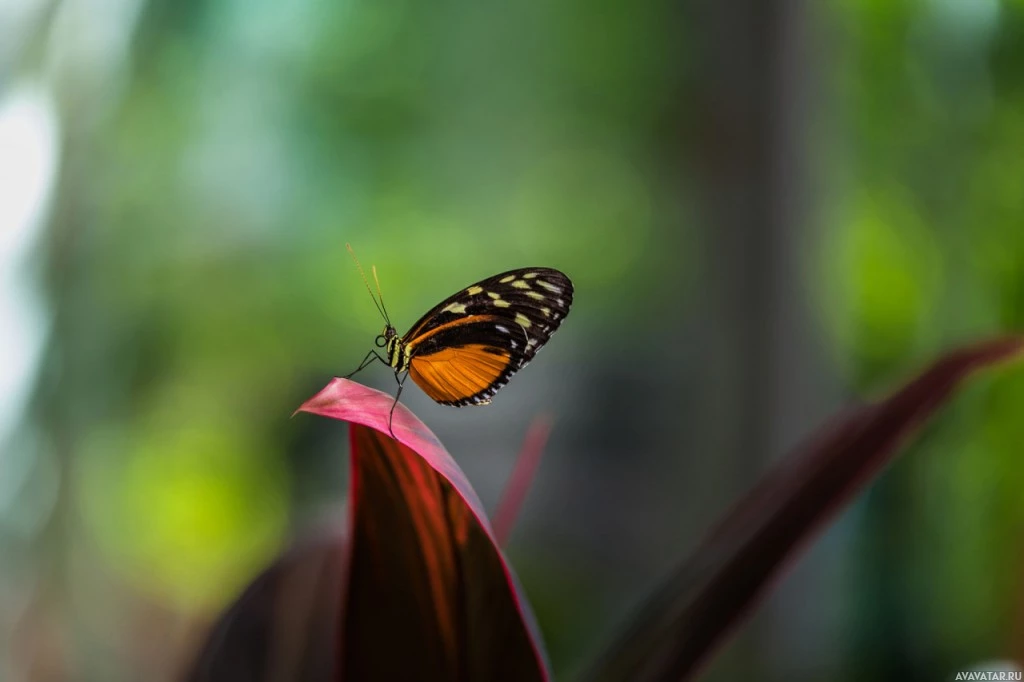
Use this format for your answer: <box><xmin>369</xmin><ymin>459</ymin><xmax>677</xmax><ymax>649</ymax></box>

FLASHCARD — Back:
<box><xmin>379</xmin><ymin>325</ymin><xmax>409</xmax><ymax>371</ymax></box>
<box><xmin>375</xmin><ymin>325</ymin><xmax>397</xmax><ymax>348</ymax></box>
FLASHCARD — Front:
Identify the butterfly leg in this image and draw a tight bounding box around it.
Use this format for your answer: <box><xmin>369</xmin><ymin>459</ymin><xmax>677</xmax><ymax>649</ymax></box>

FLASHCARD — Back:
<box><xmin>387</xmin><ymin>370</ymin><xmax>409</xmax><ymax>439</ymax></box>
<box><xmin>344</xmin><ymin>350</ymin><xmax>386</xmax><ymax>379</ymax></box>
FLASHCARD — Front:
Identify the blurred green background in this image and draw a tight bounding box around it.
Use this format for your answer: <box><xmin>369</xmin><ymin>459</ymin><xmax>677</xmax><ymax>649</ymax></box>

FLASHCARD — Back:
<box><xmin>1</xmin><ymin>0</ymin><xmax>1023</xmax><ymax>680</ymax></box>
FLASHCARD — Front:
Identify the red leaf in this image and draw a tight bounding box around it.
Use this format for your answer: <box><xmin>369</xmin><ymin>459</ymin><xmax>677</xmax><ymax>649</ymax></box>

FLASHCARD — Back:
<box><xmin>303</xmin><ymin>378</ymin><xmax>550</xmax><ymax>680</ymax></box>
<box><xmin>189</xmin><ymin>379</ymin><xmax>551</xmax><ymax>681</ymax></box>
<box><xmin>586</xmin><ymin>336</ymin><xmax>1024</xmax><ymax>682</ymax></box>
<box><xmin>493</xmin><ymin>415</ymin><xmax>554</xmax><ymax>547</ymax></box>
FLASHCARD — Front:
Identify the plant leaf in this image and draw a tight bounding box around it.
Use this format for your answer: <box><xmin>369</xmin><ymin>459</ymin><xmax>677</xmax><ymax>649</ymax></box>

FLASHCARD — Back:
<box><xmin>585</xmin><ymin>336</ymin><xmax>1024</xmax><ymax>682</ymax></box>
<box><xmin>301</xmin><ymin>378</ymin><xmax>550</xmax><ymax>680</ymax></box>
<box><xmin>493</xmin><ymin>414</ymin><xmax>554</xmax><ymax>546</ymax></box>
<box><xmin>186</xmin><ymin>527</ymin><xmax>347</xmax><ymax>682</ymax></box>
<box><xmin>190</xmin><ymin>379</ymin><xmax>551</xmax><ymax>680</ymax></box>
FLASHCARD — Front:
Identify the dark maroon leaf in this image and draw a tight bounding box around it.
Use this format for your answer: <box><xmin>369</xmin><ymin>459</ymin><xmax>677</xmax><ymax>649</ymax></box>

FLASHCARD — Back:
<box><xmin>305</xmin><ymin>378</ymin><xmax>550</xmax><ymax>681</ymax></box>
<box><xmin>188</xmin><ymin>378</ymin><xmax>551</xmax><ymax>681</ymax></box>
<box><xmin>186</xmin><ymin>527</ymin><xmax>346</xmax><ymax>682</ymax></box>
<box><xmin>341</xmin><ymin>424</ymin><xmax>548</xmax><ymax>681</ymax></box>
<box><xmin>585</xmin><ymin>337</ymin><xmax>1024</xmax><ymax>682</ymax></box>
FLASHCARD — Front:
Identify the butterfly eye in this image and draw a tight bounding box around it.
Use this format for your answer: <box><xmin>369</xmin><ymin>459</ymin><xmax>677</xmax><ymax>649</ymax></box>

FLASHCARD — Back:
<box><xmin>375</xmin><ymin>334</ymin><xmax>387</xmax><ymax>348</ymax></box>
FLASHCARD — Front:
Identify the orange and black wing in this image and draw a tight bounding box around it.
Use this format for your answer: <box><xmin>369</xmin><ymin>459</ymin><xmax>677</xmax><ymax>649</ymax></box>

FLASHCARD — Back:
<box><xmin>403</xmin><ymin>268</ymin><xmax>573</xmax><ymax>406</ymax></box>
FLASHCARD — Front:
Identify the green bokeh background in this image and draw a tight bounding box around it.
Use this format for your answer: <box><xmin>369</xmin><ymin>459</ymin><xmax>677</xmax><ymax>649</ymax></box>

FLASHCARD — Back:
<box><xmin>1</xmin><ymin>0</ymin><xmax>1023</xmax><ymax>680</ymax></box>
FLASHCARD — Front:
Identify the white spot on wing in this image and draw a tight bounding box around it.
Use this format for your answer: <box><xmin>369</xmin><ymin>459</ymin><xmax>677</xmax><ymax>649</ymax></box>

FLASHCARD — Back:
<box><xmin>511</xmin><ymin>280</ymin><xmax>530</xmax><ymax>289</ymax></box>
<box><xmin>442</xmin><ymin>302</ymin><xmax>467</xmax><ymax>314</ymax></box>
<box><xmin>500</xmin><ymin>275</ymin><xmax>516</xmax><ymax>283</ymax></box>
<box><xmin>495</xmin><ymin>325</ymin><xmax>510</xmax><ymax>334</ymax></box>
<box><xmin>537</xmin><ymin>280</ymin><xmax>562</xmax><ymax>293</ymax></box>
<box><xmin>515</xmin><ymin>313</ymin><xmax>532</xmax><ymax>328</ymax></box>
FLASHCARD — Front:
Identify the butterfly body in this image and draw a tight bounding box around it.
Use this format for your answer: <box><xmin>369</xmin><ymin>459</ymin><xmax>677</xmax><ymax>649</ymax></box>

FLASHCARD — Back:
<box><xmin>345</xmin><ymin>260</ymin><xmax>573</xmax><ymax>433</ymax></box>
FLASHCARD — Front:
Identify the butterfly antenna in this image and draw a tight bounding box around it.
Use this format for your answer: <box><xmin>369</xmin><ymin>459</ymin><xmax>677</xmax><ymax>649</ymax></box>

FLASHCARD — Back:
<box><xmin>372</xmin><ymin>264</ymin><xmax>392</xmax><ymax>326</ymax></box>
<box><xmin>346</xmin><ymin>243</ymin><xmax>388</xmax><ymax>323</ymax></box>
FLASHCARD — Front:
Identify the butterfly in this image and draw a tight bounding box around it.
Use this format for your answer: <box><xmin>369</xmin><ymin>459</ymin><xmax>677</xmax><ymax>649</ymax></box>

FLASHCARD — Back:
<box><xmin>344</xmin><ymin>245</ymin><xmax>574</xmax><ymax>436</ymax></box>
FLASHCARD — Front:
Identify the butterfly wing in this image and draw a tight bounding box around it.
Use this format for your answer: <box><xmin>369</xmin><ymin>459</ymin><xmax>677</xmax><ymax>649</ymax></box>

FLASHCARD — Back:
<box><xmin>403</xmin><ymin>268</ymin><xmax>573</xmax><ymax>406</ymax></box>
